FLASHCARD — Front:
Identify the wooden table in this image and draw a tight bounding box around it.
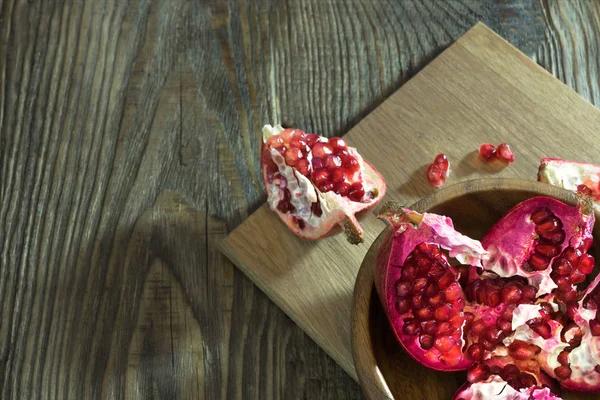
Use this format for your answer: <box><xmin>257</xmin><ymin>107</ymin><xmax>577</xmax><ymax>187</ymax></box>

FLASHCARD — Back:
<box><xmin>1</xmin><ymin>1</ymin><xmax>599</xmax><ymax>399</ymax></box>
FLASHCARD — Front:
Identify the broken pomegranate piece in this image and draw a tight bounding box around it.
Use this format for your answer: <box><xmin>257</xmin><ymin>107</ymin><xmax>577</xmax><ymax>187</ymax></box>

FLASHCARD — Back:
<box><xmin>261</xmin><ymin>124</ymin><xmax>386</xmax><ymax>244</ymax></box>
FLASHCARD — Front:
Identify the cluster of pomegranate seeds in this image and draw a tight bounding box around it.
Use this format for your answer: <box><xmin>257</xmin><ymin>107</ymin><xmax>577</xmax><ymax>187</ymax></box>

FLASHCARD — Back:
<box><xmin>394</xmin><ymin>243</ymin><xmax>466</xmax><ymax>366</ymax></box>
<box><xmin>478</xmin><ymin>142</ymin><xmax>515</xmax><ymax>163</ymax></box>
<box><xmin>264</xmin><ymin>129</ymin><xmax>369</xmax><ymax>219</ymax></box>
<box><xmin>523</xmin><ymin>207</ymin><xmax>566</xmax><ymax>270</ymax></box>
<box><xmin>467</xmin><ymin>362</ymin><xmax>538</xmax><ymax>390</ymax></box>
<box><xmin>426</xmin><ymin>153</ymin><xmax>450</xmax><ymax>188</ymax></box>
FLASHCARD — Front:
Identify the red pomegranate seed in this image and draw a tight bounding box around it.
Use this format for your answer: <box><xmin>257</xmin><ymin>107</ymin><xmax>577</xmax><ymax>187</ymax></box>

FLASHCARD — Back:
<box><xmin>563</xmin><ymin>247</ymin><xmax>582</xmax><ymax>264</ymax></box>
<box><xmin>324</xmin><ymin>155</ymin><xmax>342</xmax><ymax>169</ymax></box>
<box><xmin>402</xmin><ymin>318</ymin><xmax>420</xmax><ymax>335</ymax></box>
<box><xmin>554</xmin><ymin>365</ymin><xmax>572</xmax><ymax>380</ymax></box>
<box><xmin>434</xmin><ymin>336</ymin><xmax>455</xmax><ymax>352</ymax></box>
<box><xmin>467</xmin><ymin>343</ymin><xmax>485</xmax><ymax>361</ymax></box>
<box><xmin>481</xmin><ymin>340</ymin><xmax>496</xmax><ymax>351</ymax></box>
<box><xmin>501</xmin><ymin>364</ymin><xmax>520</xmax><ymax>381</ymax></box>
<box><xmin>536</xmin><ymin>216</ymin><xmax>562</xmax><ymax>234</ymax></box>
<box><xmin>558</xmin><ymin>350</ymin><xmax>571</xmax><ymax>365</ymax></box>
<box><xmin>328</xmin><ymin>137</ymin><xmax>347</xmax><ymax>150</ymax></box>
<box><xmin>341</xmin><ymin>155</ymin><xmax>359</xmax><ymax>172</ymax></box>
<box><xmin>319</xmin><ymin>182</ymin><xmax>334</xmax><ymax>192</ymax></box>
<box><xmin>536</xmin><ymin>243</ymin><xmax>561</xmax><ymax>257</ymax></box>
<box><xmin>425</xmin><ymin>282</ymin><xmax>439</xmax><ymax>297</ymax></box>
<box><xmin>543</xmin><ymin>230</ymin><xmax>566</xmax><ymax>244</ymax></box>
<box><xmin>312</xmin><ymin>169</ymin><xmax>329</xmax><ymax>185</ymax></box>
<box><xmin>411</xmin><ymin>277</ymin><xmax>429</xmax><ymax>294</ymax></box>
<box><xmin>416</xmin><ymin>306</ymin><xmax>434</xmax><ymax>320</ymax></box>
<box><xmin>311</xmin><ymin>157</ymin><xmax>324</xmax><ymax>170</ymax></box>
<box><xmin>428</xmin><ymin>292</ymin><xmax>445</xmax><ymax>308</ymax></box>
<box><xmin>434</xmin><ymin>153</ymin><xmax>449</xmax><ymax>171</ymax></box>
<box><xmin>519</xmin><ymin>372</ymin><xmax>537</xmax><ymax>388</ymax></box>
<box><xmin>295</xmin><ymin>159</ymin><xmax>310</xmax><ymax>176</ymax></box>
<box><xmin>521</xmin><ymin>286</ymin><xmax>537</xmax><ymax>301</ymax></box>
<box><xmin>467</xmin><ymin>363</ymin><xmax>490</xmax><ymax>383</ymax></box>
<box><xmin>329</xmin><ymin>167</ymin><xmax>345</xmax><ymax>183</ymax></box>
<box><xmin>419</xmin><ymin>334</ymin><xmax>434</xmax><ymax>349</ymax></box>
<box><xmin>421</xmin><ymin>320</ymin><xmax>438</xmax><ymax>335</ymax></box>
<box><xmin>531</xmin><ymin>208</ymin><xmax>552</xmax><ymax>224</ymax></box>
<box><xmin>570</xmin><ymin>269</ymin><xmax>586</xmax><ymax>284</ymax></box>
<box><xmin>438</xmin><ymin>272</ymin><xmax>455</xmax><ymax>290</ymax></box>
<box><xmin>434</xmin><ymin>304</ymin><xmax>453</xmax><ymax>321</ymax></box>
<box><xmin>347</xmin><ymin>182</ymin><xmax>365</xmax><ymax>202</ymax></box>
<box><xmin>289</xmin><ymin>134</ymin><xmax>308</xmax><ymax>151</ymax></box>
<box><xmin>531</xmin><ymin>323</ymin><xmax>552</xmax><ymax>339</ymax></box>
<box><xmin>395</xmin><ymin>298</ymin><xmax>411</xmax><ymax>314</ymax></box>
<box><xmin>442</xmin><ymin>345</ymin><xmax>463</xmax><ymax>366</ymax></box>
<box><xmin>426</xmin><ymin>163</ymin><xmax>447</xmax><ymax>187</ymax></box>
<box><xmin>554</xmin><ymin>275</ymin><xmax>572</xmax><ymax>291</ymax></box>
<box><xmin>312</xmin><ymin>142</ymin><xmax>334</xmax><ymax>158</ymax></box>
<box><xmin>403</xmin><ymin>265</ymin><xmax>418</xmax><ymax>281</ymax></box>
<box><xmin>305</xmin><ymin>133</ymin><xmax>319</xmax><ymax>147</ymax></box>
<box><xmin>478</xmin><ymin>143</ymin><xmax>496</xmax><ymax>161</ymax></box>
<box><xmin>577</xmin><ymin>184</ymin><xmax>593</xmax><ymax>196</ymax></box>
<box><xmin>444</xmin><ymin>282</ymin><xmax>462</xmax><ymax>301</ymax></box>
<box><xmin>509</xmin><ymin>340</ymin><xmax>541</xmax><ymax>360</ymax></box>
<box><xmin>554</xmin><ymin>259</ymin><xmax>572</xmax><ymax>276</ymax></box>
<box><xmin>333</xmin><ymin>182</ymin><xmax>350</xmax><ymax>196</ymax></box>
<box><xmin>578</xmin><ymin>253</ymin><xmax>595</xmax><ymax>274</ymax></box>
<box><xmin>412</xmin><ymin>294</ymin><xmax>425</xmax><ymax>309</ymax></box>
<box><xmin>496</xmin><ymin>142</ymin><xmax>515</xmax><ymax>163</ymax></box>
<box><xmin>560</xmin><ymin>289</ymin><xmax>578</xmax><ymax>302</ymax></box>
<box><xmin>501</xmin><ymin>286</ymin><xmax>522</xmax><ymax>304</ymax></box>
<box><xmin>485</xmin><ymin>286</ymin><xmax>501</xmax><ymax>307</ymax></box>
<box><xmin>590</xmin><ymin>320</ymin><xmax>600</xmax><ymax>336</ymax></box>
<box><xmin>497</xmin><ymin>320</ymin><xmax>512</xmax><ymax>333</ymax></box>
<box><xmin>311</xmin><ymin>202</ymin><xmax>322</xmax><ymax>217</ymax></box>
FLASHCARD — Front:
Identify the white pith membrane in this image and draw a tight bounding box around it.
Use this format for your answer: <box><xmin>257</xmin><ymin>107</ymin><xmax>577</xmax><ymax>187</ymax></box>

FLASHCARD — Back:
<box><xmin>262</xmin><ymin>124</ymin><xmax>382</xmax><ymax>240</ymax></box>
<box><xmin>458</xmin><ymin>375</ymin><xmax>559</xmax><ymax>400</ymax></box>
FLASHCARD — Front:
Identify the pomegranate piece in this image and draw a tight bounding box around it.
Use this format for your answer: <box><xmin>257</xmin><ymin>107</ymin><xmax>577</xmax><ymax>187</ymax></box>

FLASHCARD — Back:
<box><xmin>496</xmin><ymin>142</ymin><xmax>515</xmax><ymax>163</ymax></box>
<box><xmin>261</xmin><ymin>125</ymin><xmax>386</xmax><ymax>243</ymax></box>
<box><xmin>538</xmin><ymin>157</ymin><xmax>600</xmax><ymax>212</ymax></box>
<box><xmin>481</xmin><ymin>196</ymin><xmax>595</xmax><ymax>297</ymax></box>
<box><xmin>478</xmin><ymin>143</ymin><xmax>496</xmax><ymax>162</ymax></box>
<box><xmin>426</xmin><ymin>153</ymin><xmax>450</xmax><ymax>187</ymax></box>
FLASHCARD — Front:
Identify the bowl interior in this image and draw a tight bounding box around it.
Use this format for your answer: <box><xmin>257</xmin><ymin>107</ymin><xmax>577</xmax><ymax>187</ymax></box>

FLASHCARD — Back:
<box><xmin>352</xmin><ymin>179</ymin><xmax>599</xmax><ymax>400</ymax></box>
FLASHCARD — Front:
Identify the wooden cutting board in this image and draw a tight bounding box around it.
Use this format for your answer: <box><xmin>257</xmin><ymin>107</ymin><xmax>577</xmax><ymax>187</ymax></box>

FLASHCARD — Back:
<box><xmin>220</xmin><ymin>22</ymin><xmax>600</xmax><ymax>381</ymax></box>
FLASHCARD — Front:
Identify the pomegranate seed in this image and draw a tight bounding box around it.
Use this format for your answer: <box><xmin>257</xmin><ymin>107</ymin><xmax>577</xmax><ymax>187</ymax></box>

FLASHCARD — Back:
<box><xmin>312</xmin><ymin>169</ymin><xmax>329</xmax><ymax>185</ymax></box>
<box><xmin>449</xmin><ymin>314</ymin><xmax>464</xmax><ymax>329</ymax></box>
<box><xmin>485</xmin><ymin>287</ymin><xmax>501</xmax><ymax>307</ymax></box>
<box><xmin>478</xmin><ymin>143</ymin><xmax>496</xmax><ymax>161</ymax></box>
<box><xmin>428</xmin><ymin>292</ymin><xmax>445</xmax><ymax>308</ymax></box>
<box><xmin>347</xmin><ymin>182</ymin><xmax>364</xmax><ymax>202</ymax></box>
<box><xmin>434</xmin><ymin>153</ymin><xmax>449</xmax><ymax>171</ymax></box>
<box><xmin>521</xmin><ymin>286</ymin><xmax>537</xmax><ymax>301</ymax></box>
<box><xmin>395</xmin><ymin>298</ymin><xmax>411</xmax><ymax>314</ymax></box>
<box><xmin>554</xmin><ymin>259</ymin><xmax>572</xmax><ymax>276</ymax></box>
<box><xmin>467</xmin><ymin>363</ymin><xmax>490</xmax><ymax>383</ymax></box>
<box><xmin>471</xmin><ymin>320</ymin><xmax>486</xmax><ymax>336</ymax></box>
<box><xmin>421</xmin><ymin>320</ymin><xmax>438</xmax><ymax>335</ymax></box>
<box><xmin>395</xmin><ymin>280</ymin><xmax>411</xmax><ymax>297</ymax></box>
<box><xmin>403</xmin><ymin>266</ymin><xmax>418</xmax><ymax>281</ymax></box>
<box><xmin>489</xmin><ymin>366</ymin><xmax>502</xmax><ymax>376</ymax></box>
<box><xmin>305</xmin><ymin>133</ymin><xmax>319</xmax><ymax>147</ymax></box>
<box><xmin>411</xmin><ymin>277</ymin><xmax>429</xmax><ymax>294</ymax></box>
<box><xmin>312</xmin><ymin>142</ymin><xmax>334</xmax><ymax>158</ymax></box>
<box><xmin>328</xmin><ymin>137</ymin><xmax>347</xmax><ymax>150</ymax></box>
<box><xmin>329</xmin><ymin>167</ymin><xmax>345</xmax><ymax>183</ymax></box>
<box><xmin>519</xmin><ymin>372</ymin><xmax>537</xmax><ymax>388</ymax></box>
<box><xmin>437</xmin><ymin>322</ymin><xmax>453</xmax><ymax>336</ymax></box>
<box><xmin>501</xmin><ymin>286</ymin><xmax>522</xmax><ymax>304</ymax></box>
<box><xmin>419</xmin><ymin>334</ymin><xmax>434</xmax><ymax>350</ymax></box>
<box><xmin>311</xmin><ymin>202</ymin><xmax>322</xmax><ymax>217</ymax></box>
<box><xmin>570</xmin><ymin>269</ymin><xmax>586</xmax><ymax>284</ymax></box>
<box><xmin>333</xmin><ymin>182</ymin><xmax>350</xmax><ymax>196</ymax></box>
<box><xmin>535</xmin><ymin>243</ymin><xmax>561</xmax><ymax>257</ymax></box>
<box><xmin>426</xmin><ymin>163</ymin><xmax>447</xmax><ymax>187</ymax></box>
<box><xmin>295</xmin><ymin>159</ymin><xmax>310</xmax><ymax>176</ymax></box>
<box><xmin>425</xmin><ymin>282</ymin><xmax>439</xmax><ymax>297</ymax></box>
<box><xmin>319</xmin><ymin>182</ymin><xmax>334</xmax><ymax>192</ymax></box>
<box><xmin>577</xmin><ymin>184</ymin><xmax>593</xmax><ymax>196</ymax></box>
<box><xmin>341</xmin><ymin>155</ymin><xmax>360</xmax><ymax>172</ymax></box>
<box><xmin>467</xmin><ymin>343</ymin><xmax>485</xmax><ymax>361</ymax></box>
<box><xmin>402</xmin><ymin>318</ymin><xmax>420</xmax><ymax>335</ymax></box>
<box><xmin>554</xmin><ymin>365</ymin><xmax>572</xmax><ymax>380</ymax></box>
<box><xmin>563</xmin><ymin>247</ymin><xmax>582</xmax><ymax>264</ymax></box>
<box><xmin>536</xmin><ymin>216</ymin><xmax>562</xmax><ymax>234</ymax></box>
<box><xmin>438</xmin><ymin>272</ymin><xmax>454</xmax><ymax>290</ymax></box>
<box><xmin>434</xmin><ymin>336</ymin><xmax>455</xmax><ymax>352</ymax></box>
<box><xmin>539</xmin><ymin>303</ymin><xmax>554</xmax><ymax>320</ymax></box>
<box><xmin>434</xmin><ymin>304</ymin><xmax>453</xmax><ymax>321</ymax></box>
<box><xmin>590</xmin><ymin>320</ymin><xmax>600</xmax><ymax>336</ymax></box>
<box><xmin>531</xmin><ymin>208</ymin><xmax>552</xmax><ymax>224</ymax></box>
<box><xmin>481</xmin><ymin>340</ymin><xmax>496</xmax><ymax>351</ymax></box>
<box><xmin>444</xmin><ymin>282</ymin><xmax>462</xmax><ymax>301</ymax></box>
<box><xmin>289</xmin><ymin>135</ymin><xmax>308</xmax><ymax>151</ymax></box>
<box><xmin>412</xmin><ymin>294</ymin><xmax>425</xmax><ymax>309</ymax></box>
<box><xmin>441</xmin><ymin>345</ymin><xmax>463</xmax><ymax>366</ymax></box>
<box><xmin>496</xmin><ymin>142</ymin><xmax>515</xmax><ymax>163</ymax></box>
<box><xmin>531</xmin><ymin>323</ymin><xmax>552</xmax><ymax>339</ymax></box>
<box><xmin>554</xmin><ymin>275</ymin><xmax>571</xmax><ymax>291</ymax></box>
<box><xmin>502</xmin><ymin>304</ymin><xmax>517</xmax><ymax>321</ymax></box>
<box><xmin>497</xmin><ymin>320</ymin><xmax>512</xmax><ymax>333</ymax></box>
<box><xmin>544</xmin><ymin>230</ymin><xmax>566</xmax><ymax>244</ymax></box>
<box><xmin>509</xmin><ymin>340</ymin><xmax>541</xmax><ymax>360</ymax></box>
<box><xmin>416</xmin><ymin>306</ymin><xmax>434</xmax><ymax>320</ymax></box>
<box><xmin>553</xmin><ymin>311</ymin><xmax>568</xmax><ymax>326</ymax></box>
<box><xmin>501</xmin><ymin>364</ymin><xmax>520</xmax><ymax>381</ymax></box>
<box><xmin>324</xmin><ymin>155</ymin><xmax>342</xmax><ymax>169</ymax></box>
<box><xmin>560</xmin><ymin>289</ymin><xmax>578</xmax><ymax>302</ymax></box>
<box><xmin>558</xmin><ymin>350</ymin><xmax>571</xmax><ymax>365</ymax></box>
<box><xmin>579</xmin><ymin>237</ymin><xmax>593</xmax><ymax>252</ymax></box>
<box><xmin>452</xmin><ymin>298</ymin><xmax>465</xmax><ymax>310</ymax></box>
<box><xmin>578</xmin><ymin>253</ymin><xmax>595</xmax><ymax>274</ymax></box>
<box><xmin>311</xmin><ymin>157</ymin><xmax>324</xmax><ymax>170</ymax></box>
<box><xmin>277</xmin><ymin>199</ymin><xmax>290</xmax><ymax>213</ymax></box>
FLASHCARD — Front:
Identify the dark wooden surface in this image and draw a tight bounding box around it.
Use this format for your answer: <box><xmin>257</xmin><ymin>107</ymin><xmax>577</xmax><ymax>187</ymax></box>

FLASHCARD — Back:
<box><xmin>1</xmin><ymin>1</ymin><xmax>599</xmax><ymax>399</ymax></box>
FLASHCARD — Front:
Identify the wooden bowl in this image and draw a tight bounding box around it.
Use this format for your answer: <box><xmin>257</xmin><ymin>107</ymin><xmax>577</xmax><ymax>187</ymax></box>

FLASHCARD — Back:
<box><xmin>351</xmin><ymin>178</ymin><xmax>600</xmax><ymax>400</ymax></box>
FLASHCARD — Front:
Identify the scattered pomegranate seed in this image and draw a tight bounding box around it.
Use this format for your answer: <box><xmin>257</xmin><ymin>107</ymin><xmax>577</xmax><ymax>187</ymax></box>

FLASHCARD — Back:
<box><xmin>478</xmin><ymin>143</ymin><xmax>496</xmax><ymax>161</ymax></box>
<box><xmin>496</xmin><ymin>142</ymin><xmax>515</xmax><ymax>163</ymax></box>
<box><xmin>426</xmin><ymin>153</ymin><xmax>450</xmax><ymax>187</ymax></box>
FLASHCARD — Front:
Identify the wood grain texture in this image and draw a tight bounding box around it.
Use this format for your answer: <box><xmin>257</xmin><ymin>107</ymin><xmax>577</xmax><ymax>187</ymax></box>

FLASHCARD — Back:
<box><xmin>1</xmin><ymin>0</ymin><xmax>600</xmax><ymax>399</ymax></box>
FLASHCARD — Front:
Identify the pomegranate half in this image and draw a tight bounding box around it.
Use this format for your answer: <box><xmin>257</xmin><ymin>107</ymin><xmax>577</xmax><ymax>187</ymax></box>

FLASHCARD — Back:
<box><xmin>261</xmin><ymin>124</ymin><xmax>386</xmax><ymax>243</ymax></box>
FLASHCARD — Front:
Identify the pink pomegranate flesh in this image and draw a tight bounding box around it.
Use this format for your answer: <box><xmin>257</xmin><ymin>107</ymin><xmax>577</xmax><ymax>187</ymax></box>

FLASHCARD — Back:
<box><xmin>375</xmin><ymin>195</ymin><xmax>600</xmax><ymax>395</ymax></box>
<box><xmin>261</xmin><ymin>124</ymin><xmax>386</xmax><ymax>243</ymax></box>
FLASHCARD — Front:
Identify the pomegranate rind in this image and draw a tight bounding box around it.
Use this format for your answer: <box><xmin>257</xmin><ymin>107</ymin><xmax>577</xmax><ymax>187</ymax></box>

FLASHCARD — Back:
<box><xmin>538</xmin><ymin>158</ymin><xmax>600</xmax><ymax>207</ymax></box>
<box><xmin>261</xmin><ymin>124</ymin><xmax>386</xmax><ymax>243</ymax></box>
<box><xmin>374</xmin><ymin>208</ymin><xmax>488</xmax><ymax>371</ymax></box>
<box><xmin>453</xmin><ymin>376</ymin><xmax>562</xmax><ymax>400</ymax></box>
<box><xmin>481</xmin><ymin>196</ymin><xmax>594</xmax><ymax>296</ymax></box>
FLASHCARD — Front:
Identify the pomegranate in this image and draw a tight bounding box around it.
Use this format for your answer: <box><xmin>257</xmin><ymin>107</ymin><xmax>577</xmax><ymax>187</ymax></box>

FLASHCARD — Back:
<box><xmin>497</xmin><ymin>143</ymin><xmax>515</xmax><ymax>163</ymax></box>
<box><xmin>427</xmin><ymin>153</ymin><xmax>450</xmax><ymax>187</ymax></box>
<box><xmin>480</xmin><ymin>196</ymin><xmax>595</xmax><ymax>298</ymax></box>
<box><xmin>538</xmin><ymin>158</ymin><xmax>600</xmax><ymax>212</ymax></box>
<box><xmin>375</xmin><ymin>195</ymin><xmax>600</xmax><ymax>396</ymax></box>
<box><xmin>261</xmin><ymin>124</ymin><xmax>385</xmax><ymax>243</ymax></box>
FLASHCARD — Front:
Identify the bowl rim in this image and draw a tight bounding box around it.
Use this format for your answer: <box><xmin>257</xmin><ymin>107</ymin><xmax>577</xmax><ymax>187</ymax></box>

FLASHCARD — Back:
<box><xmin>351</xmin><ymin>178</ymin><xmax>583</xmax><ymax>400</ymax></box>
